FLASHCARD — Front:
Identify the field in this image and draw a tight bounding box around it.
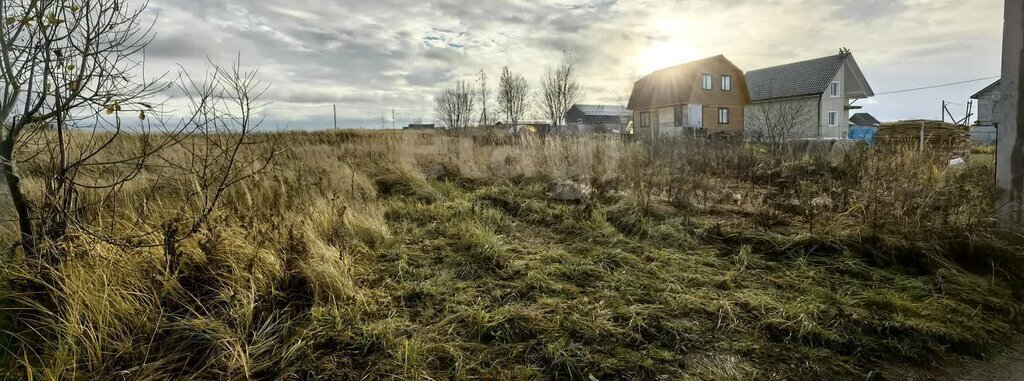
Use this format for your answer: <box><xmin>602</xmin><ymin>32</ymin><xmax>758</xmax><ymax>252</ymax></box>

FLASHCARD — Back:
<box><xmin>1</xmin><ymin>130</ymin><xmax>1022</xmax><ymax>380</ymax></box>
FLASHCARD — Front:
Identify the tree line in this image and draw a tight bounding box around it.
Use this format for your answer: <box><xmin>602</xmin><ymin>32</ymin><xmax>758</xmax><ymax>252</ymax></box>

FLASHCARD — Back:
<box><xmin>434</xmin><ymin>52</ymin><xmax>583</xmax><ymax>133</ymax></box>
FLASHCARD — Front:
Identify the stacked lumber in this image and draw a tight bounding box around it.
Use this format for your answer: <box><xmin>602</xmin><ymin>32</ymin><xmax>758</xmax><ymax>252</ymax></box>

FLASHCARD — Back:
<box><xmin>875</xmin><ymin>120</ymin><xmax>970</xmax><ymax>157</ymax></box>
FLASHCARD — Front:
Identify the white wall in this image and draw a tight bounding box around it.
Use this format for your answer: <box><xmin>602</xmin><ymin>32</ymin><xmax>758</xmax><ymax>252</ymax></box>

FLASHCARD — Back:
<box><xmin>743</xmin><ymin>97</ymin><xmax>820</xmax><ymax>140</ymax></box>
<box><xmin>819</xmin><ymin>63</ymin><xmax>849</xmax><ymax>139</ymax></box>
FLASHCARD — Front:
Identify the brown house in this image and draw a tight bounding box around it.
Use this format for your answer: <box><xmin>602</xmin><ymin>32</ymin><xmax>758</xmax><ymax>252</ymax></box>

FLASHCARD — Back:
<box><xmin>627</xmin><ymin>55</ymin><xmax>750</xmax><ymax>138</ymax></box>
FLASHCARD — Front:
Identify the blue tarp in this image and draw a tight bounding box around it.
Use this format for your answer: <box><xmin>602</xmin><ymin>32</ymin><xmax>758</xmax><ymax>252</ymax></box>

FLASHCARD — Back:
<box><xmin>848</xmin><ymin>127</ymin><xmax>877</xmax><ymax>145</ymax></box>
<box><xmin>970</xmin><ymin>126</ymin><xmax>997</xmax><ymax>146</ymax></box>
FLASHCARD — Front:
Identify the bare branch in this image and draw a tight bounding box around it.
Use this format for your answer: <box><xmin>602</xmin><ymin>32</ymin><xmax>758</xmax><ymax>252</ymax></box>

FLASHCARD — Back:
<box><xmin>496</xmin><ymin>66</ymin><xmax>529</xmax><ymax>128</ymax></box>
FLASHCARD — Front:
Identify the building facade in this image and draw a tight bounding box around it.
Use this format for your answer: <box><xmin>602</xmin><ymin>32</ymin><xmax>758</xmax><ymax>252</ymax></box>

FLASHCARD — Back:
<box><xmin>744</xmin><ymin>51</ymin><xmax>874</xmax><ymax>140</ymax></box>
<box><xmin>564</xmin><ymin>104</ymin><xmax>631</xmax><ymax>134</ymax></box>
<box><xmin>627</xmin><ymin>55</ymin><xmax>750</xmax><ymax>139</ymax></box>
<box><xmin>971</xmin><ymin>80</ymin><xmax>1001</xmax><ymax>126</ymax></box>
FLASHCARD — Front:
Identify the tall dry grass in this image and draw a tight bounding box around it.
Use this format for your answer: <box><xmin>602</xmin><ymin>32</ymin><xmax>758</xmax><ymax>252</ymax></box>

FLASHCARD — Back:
<box><xmin>0</xmin><ymin>129</ymin><xmax>1018</xmax><ymax>379</ymax></box>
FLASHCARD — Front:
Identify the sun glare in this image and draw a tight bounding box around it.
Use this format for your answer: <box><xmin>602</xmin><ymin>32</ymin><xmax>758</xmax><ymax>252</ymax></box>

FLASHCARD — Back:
<box><xmin>636</xmin><ymin>37</ymin><xmax>702</xmax><ymax>74</ymax></box>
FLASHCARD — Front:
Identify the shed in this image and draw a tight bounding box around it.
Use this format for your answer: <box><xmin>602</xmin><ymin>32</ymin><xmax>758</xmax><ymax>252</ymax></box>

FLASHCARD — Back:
<box><xmin>563</xmin><ymin>104</ymin><xmax>631</xmax><ymax>134</ymax></box>
<box><xmin>970</xmin><ymin>80</ymin><xmax>1000</xmax><ymax>126</ymax></box>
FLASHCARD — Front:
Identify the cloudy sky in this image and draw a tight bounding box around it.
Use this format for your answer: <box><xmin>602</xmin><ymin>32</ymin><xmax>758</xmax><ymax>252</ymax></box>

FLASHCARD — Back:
<box><xmin>139</xmin><ymin>0</ymin><xmax>1004</xmax><ymax>130</ymax></box>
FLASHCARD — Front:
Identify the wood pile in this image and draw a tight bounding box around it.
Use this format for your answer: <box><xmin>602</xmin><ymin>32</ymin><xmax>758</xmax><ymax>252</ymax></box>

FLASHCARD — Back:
<box><xmin>875</xmin><ymin>120</ymin><xmax>971</xmax><ymax>157</ymax></box>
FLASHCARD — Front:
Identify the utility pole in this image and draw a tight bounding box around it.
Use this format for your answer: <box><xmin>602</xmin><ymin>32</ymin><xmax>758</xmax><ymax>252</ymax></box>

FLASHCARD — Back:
<box><xmin>996</xmin><ymin>0</ymin><xmax>1024</xmax><ymax>228</ymax></box>
<box><xmin>333</xmin><ymin>104</ymin><xmax>337</xmax><ymax>130</ymax></box>
<box><xmin>941</xmin><ymin>100</ymin><xmax>946</xmax><ymax>122</ymax></box>
<box><xmin>392</xmin><ymin>109</ymin><xmax>396</xmax><ymax>130</ymax></box>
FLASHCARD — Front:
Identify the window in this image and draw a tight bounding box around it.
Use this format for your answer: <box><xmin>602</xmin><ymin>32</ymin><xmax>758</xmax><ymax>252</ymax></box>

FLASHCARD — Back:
<box><xmin>701</xmin><ymin>74</ymin><xmax>713</xmax><ymax>90</ymax></box>
<box><xmin>828</xmin><ymin>111</ymin><xmax>838</xmax><ymax>127</ymax></box>
<box><xmin>721</xmin><ymin>75</ymin><xmax>732</xmax><ymax>91</ymax></box>
<box><xmin>640</xmin><ymin>112</ymin><xmax>651</xmax><ymax>127</ymax></box>
<box><xmin>673</xmin><ymin>105</ymin><xmax>684</xmax><ymax>126</ymax></box>
<box><xmin>830</xmin><ymin>81</ymin><xmax>841</xmax><ymax>97</ymax></box>
<box><xmin>718</xmin><ymin>107</ymin><xmax>730</xmax><ymax>125</ymax></box>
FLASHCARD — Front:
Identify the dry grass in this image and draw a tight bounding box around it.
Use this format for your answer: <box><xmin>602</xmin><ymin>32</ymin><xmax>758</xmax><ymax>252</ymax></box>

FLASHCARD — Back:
<box><xmin>0</xmin><ymin>130</ymin><xmax>1021</xmax><ymax>380</ymax></box>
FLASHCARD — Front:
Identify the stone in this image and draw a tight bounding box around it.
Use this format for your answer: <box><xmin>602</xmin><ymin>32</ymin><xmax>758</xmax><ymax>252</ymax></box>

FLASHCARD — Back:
<box><xmin>547</xmin><ymin>180</ymin><xmax>591</xmax><ymax>202</ymax></box>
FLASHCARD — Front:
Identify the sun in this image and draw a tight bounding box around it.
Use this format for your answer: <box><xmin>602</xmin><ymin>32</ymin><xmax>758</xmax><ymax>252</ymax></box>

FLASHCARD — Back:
<box><xmin>636</xmin><ymin>37</ymin><xmax>703</xmax><ymax>74</ymax></box>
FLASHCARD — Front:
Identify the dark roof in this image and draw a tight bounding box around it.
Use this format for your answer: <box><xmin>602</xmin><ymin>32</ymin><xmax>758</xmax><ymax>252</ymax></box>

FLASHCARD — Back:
<box><xmin>746</xmin><ymin>53</ymin><xmax>850</xmax><ymax>102</ymax></box>
<box><xmin>569</xmin><ymin>104</ymin><xmax>629</xmax><ymax>117</ymax></box>
<box><xmin>849</xmin><ymin>113</ymin><xmax>880</xmax><ymax>126</ymax></box>
<box><xmin>627</xmin><ymin>55</ymin><xmax>737</xmax><ymax>110</ymax></box>
<box><xmin>971</xmin><ymin>80</ymin><xmax>1000</xmax><ymax>99</ymax></box>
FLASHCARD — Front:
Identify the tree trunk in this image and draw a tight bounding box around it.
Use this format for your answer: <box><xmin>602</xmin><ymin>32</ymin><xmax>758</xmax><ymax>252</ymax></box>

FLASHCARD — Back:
<box><xmin>0</xmin><ymin>140</ymin><xmax>35</xmax><ymax>257</ymax></box>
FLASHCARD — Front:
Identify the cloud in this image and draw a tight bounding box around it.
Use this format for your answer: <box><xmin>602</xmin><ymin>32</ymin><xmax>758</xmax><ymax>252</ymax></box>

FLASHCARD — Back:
<box><xmin>138</xmin><ymin>0</ymin><xmax>1003</xmax><ymax>128</ymax></box>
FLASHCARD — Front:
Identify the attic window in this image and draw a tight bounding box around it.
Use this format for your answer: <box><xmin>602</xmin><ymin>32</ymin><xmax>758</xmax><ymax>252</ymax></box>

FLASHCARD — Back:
<box><xmin>830</xmin><ymin>81</ymin><xmax>841</xmax><ymax>98</ymax></box>
<box><xmin>702</xmin><ymin>74</ymin><xmax>713</xmax><ymax>90</ymax></box>
<box><xmin>721</xmin><ymin>75</ymin><xmax>732</xmax><ymax>91</ymax></box>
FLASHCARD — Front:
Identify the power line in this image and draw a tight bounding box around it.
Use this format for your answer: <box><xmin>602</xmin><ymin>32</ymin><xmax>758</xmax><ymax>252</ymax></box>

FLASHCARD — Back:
<box><xmin>874</xmin><ymin>75</ymin><xmax>1000</xmax><ymax>96</ymax></box>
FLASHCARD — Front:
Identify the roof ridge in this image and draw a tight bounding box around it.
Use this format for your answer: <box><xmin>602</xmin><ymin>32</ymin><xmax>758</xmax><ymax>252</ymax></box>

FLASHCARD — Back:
<box><xmin>746</xmin><ymin>53</ymin><xmax>846</xmax><ymax>74</ymax></box>
<box><xmin>970</xmin><ymin>80</ymin><xmax>1001</xmax><ymax>99</ymax></box>
<box><xmin>642</xmin><ymin>54</ymin><xmax>727</xmax><ymax>77</ymax></box>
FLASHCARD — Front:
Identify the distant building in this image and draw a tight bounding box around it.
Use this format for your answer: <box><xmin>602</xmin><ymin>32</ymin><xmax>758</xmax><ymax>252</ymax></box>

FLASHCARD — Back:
<box><xmin>563</xmin><ymin>104</ymin><xmax>630</xmax><ymax>134</ymax></box>
<box><xmin>971</xmin><ymin>80</ymin><xmax>1000</xmax><ymax>126</ymax></box>
<box><xmin>848</xmin><ymin>113</ymin><xmax>880</xmax><ymax>144</ymax></box>
<box><xmin>627</xmin><ymin>55</ymin><xmax>750</xmax><ymax>138</ymax></box>
<box><xmin>970</xmin><ymin>81</ymin><xmax>1000</xmax><ymax>145</ymax></box>
<box><xmin>403</xmin><ymin>123</ymin><xmax>435</xmax><ymax>130</ymax></box>
<box><xmin>849</xmin><ymin>113</ymin><xmax>880</xmax><ymax>128</ymax></box>
<box><xmin>744</xmin><ymin>51</ymin><xmax>874</xmax><ymax>140</ymax></box>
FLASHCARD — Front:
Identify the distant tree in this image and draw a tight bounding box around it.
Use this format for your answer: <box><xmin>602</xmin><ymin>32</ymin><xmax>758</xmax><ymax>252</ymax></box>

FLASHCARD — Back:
<box><xmin>745</xmin><ymin>92</ymin><xmax>815</xmax><ymax>149</ymax></box>
<box><xmin>476</xmin><ymin>70</ymin><xmax>491</xmax><ymax>127</ymax></box>
<box><xmin>434</xmin><ymin>80</ymin><xmax>476</xmax><ymax>132</ymax></box>
<box><xmin>496</xmin><ymin>66</ymin><xmax>530</xmax><ymax>127</ymax></box>
<box><xmin>539</xmin><ymin>52</ymin><xmax>583</xmax><ymax>128</ymax></box>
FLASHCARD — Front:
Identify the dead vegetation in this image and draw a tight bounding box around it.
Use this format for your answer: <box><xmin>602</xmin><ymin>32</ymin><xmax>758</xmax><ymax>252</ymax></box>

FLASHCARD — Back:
<box><xmin>0</xmin><ymin>130</ymin><xmax>1022</xmax><ymax>380</ymax></box>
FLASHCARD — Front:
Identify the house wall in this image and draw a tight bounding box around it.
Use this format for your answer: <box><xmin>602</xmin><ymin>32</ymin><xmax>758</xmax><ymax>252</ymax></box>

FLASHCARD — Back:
<box><xmin>702</xmin><ymin>104</ymin><xmax>743</xmax><ymax>135</ymax></box>
<box><xmin>632</xmin><ymin>107</ymin><xmax>688</xmax><ymax>137</ymax></box>
<box><xmin>743</xmin><ymin>96</ymin><xmax>820</xmax><ymax>140</ymax></box>
<box><xmin>633</xmin><ymin>109</ymin><xmax>654</xmax><ymax>138</ymax></box>
<box><xmin>819</xmin><ymin>64</ymin><xmax>849</xmax><ymax>139</ymax></box>
<box><xmin>977</xmin><ymin>87</ymin><xmax>1001</xmax><ymax>125</ymax></box>
<box><xmin>628</xmin><ymin>55</ymin><xmax>749</xmax><ymax>137</ymax></box>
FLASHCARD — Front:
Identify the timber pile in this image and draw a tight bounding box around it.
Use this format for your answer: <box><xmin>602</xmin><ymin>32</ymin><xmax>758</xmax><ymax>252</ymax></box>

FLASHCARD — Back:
<box><xmin>876</xmin><ymin>120</ymin><xmax>970</xmax><ymax>157</ymax></box>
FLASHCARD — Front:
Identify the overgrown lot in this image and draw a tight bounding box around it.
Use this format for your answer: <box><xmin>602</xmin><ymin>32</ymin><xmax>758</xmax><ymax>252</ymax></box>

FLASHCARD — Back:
<box><xmin>1</xmin><ymin>130</ymin><xmax>1021</xmax><ymax>380</ymax></box>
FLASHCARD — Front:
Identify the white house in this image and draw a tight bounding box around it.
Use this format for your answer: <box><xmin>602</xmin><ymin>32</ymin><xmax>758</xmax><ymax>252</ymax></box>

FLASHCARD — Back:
<box><xmin>744</xmin><ymin>51</ymin><xmax>875</xmax><ymax>140</ymax></box>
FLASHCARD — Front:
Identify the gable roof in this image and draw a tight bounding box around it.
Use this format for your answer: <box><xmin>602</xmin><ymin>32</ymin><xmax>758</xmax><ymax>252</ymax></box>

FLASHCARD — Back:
<box><xmin>746</xmin><ymin>52</ymin><xmax>872</xmax><ymax>102</ymax></box>
<box><xmin>849</xmin><ymin>113</ymin><xmax>880</xmax><ymax>126</ymax></box>
<box><xmin>627</xmin><ymin>55</ymin><xmax>743</xmax><ymax>110</ymax></box>
<box><xmin>971</xmin><ymin>80</ymin><xmax>1000</xmax><ymax>99</ymax></box>
<box><xmin>569</xmin><ymin>104</ymin><xmax>629</xmax><ymax>117</ymax></box>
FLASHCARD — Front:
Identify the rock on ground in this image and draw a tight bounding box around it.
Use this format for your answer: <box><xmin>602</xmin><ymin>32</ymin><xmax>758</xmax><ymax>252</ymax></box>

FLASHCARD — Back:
<box><xmin>547</xmin><ymin>180</ymin><xmax>591</xmax><ymax>202</ymax></box>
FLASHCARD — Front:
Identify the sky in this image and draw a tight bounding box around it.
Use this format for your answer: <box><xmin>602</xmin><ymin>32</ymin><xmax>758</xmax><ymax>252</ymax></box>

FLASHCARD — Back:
<box><xmin>138</xmin><ymin>0</ymin><xmax>1005</xmax><ymax>130</ymax></box>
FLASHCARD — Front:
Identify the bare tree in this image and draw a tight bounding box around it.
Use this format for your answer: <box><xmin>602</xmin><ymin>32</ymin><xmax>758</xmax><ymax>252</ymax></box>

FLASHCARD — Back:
<box><xmin>476</xmin><ymin>70</ymin><xmax>491</xmax><ymax>127</ymax></box>
<box><xmin>539</xmin><ymin>52</ymin><xmax>583</xmax><ymax>129</ymax></box>
<box><xmin>434</xmin><ymin>80</ymin><xmax>475</xmax><ymax>133</ymax></box>
<box><xmin>745</xmin><ymin>95</ymin><xmax>815</xmax><ymax>149</ymax></box>
<box><xmin>0</xmin><ymin>0</ymin><xmax>275</xmax><ymax>261</ymax></box>
<box><xmin>496</xmin><ymin>66</ymin><xmax>529</xmax><ymax>127</ymax></box>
